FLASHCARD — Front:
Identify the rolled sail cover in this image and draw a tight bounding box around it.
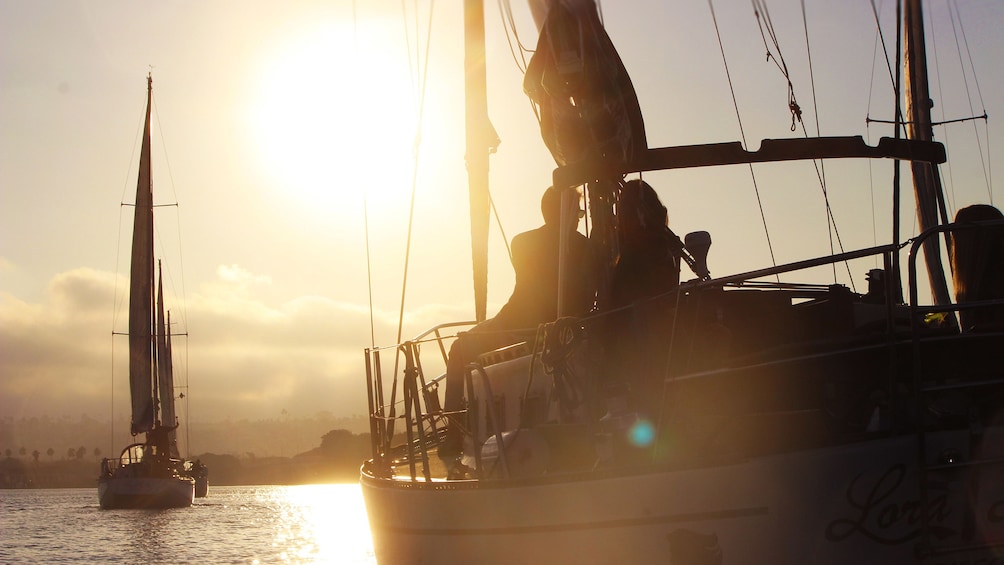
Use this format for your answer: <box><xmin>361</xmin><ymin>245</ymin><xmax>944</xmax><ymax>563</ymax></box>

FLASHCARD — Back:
<box><xmin>523</xmin><ymin>0</ymin><xmax>647</xmax><ymax>169</ymax></box>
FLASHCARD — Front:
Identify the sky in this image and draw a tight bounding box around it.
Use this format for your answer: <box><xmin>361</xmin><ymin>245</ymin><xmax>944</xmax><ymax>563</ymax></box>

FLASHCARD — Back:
<box><xmin>2</xmin><ymin>0</ymin><xmax>1002</xmax><ymax>438</ymax></box>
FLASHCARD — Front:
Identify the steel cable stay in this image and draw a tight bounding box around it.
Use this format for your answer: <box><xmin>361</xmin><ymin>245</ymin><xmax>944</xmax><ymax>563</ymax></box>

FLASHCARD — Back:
<box><xmin>356</xmin><ymin>0</ymin><xmax>377</xmax><ymax>351</ymax></box>
<box><xmin>371</xmin><ymin>1</ymin><xmax>526</xmax><ymax>454</ymax></box>
<box><xmin>499</xmin><ymin>0</ymin><xmax>544</xmax><ymax>147</ymax></box>
<box><xmin>382</xmin><ymin>0</ymin><xmax>437</xmax><ymax>442</ymax></box>
<box><xmin>751</xmin><ymin>0</ymin><xmax>859</xmax><ymax>289</ymax></box>
<box><xmin>863</xmin><ymin>0</ymin><xmax>995</xmax><ymax>285</ymax></box>
<box><xmin>926</xmin><ymin>0</ymin><xmax>960</xmax><ymax>221</ymax></box>
<box><xmin>865</xmin><ymin>0</ymin><xmax>994</xmax><ymax>208</ymax></box>
<box><xmin>708</xmin><ymin>0</ymin><xmax>779</xmax><ymax>280</ymax></box>
<box><xmin>355</xmin><ymin>0</ymin><xmax>437</xmax><ymax>444</ymax></box>
<box><xmin>946</xmin><ymin>0</ymin><xmax>993</xmax><ymax>206</ymax></box>
<box><xmin>497</xmin><ymin>0</ymin><xmax>534</xmax><ymax>73</ymax></box>
<box><xmin>150</xmin><ymin>86</ymin><xmax>196</xmax><ymax>460</ymax></box>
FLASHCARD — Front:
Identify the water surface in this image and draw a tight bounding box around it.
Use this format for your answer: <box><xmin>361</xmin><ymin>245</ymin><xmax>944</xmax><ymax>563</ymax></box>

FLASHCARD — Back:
<box><xmin>1</xmin><ymin>484</ymin><xmax>375</xmax><ymax>564</ymax></box>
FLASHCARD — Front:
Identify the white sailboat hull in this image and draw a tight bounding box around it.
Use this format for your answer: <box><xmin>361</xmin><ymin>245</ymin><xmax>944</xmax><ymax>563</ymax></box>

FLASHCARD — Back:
<box><xmin>362</xmin><ymin>429</ymin><xmax>1004</xmax><ymax>564</ymax></box>
<box><xmin>98</xmin><ymin>472</ymin><xmax>195</xmax><ymax>510</ymax></box>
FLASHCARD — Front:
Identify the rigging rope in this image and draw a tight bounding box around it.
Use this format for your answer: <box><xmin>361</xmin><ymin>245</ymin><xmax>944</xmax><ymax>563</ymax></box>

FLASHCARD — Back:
<box><xmin>866</xmin><ymin>0</ymin><xmax>994</xmax><ymax>208</ymax></box>
<box><xmin>752</xmin><ymin>0</ymin><xmax>802</xmax><ymax>131</ymax></box>
<box><xmin>708</xmin><ymin>0</ymin><xmax>778</xmax><ymax>277</ymax></box>
<box><xmin>797</xmin><ymin>0</ymin><xmax>839</xmax><ymax>284</ymax></box>
<box><xmin>393</xmin><ymin>0</ymin><xmax>436</xmax><ymax>378</ymax></box>
<box><xmin>387</xmin><ymin>1</ymin><xmax>435</xmax><ymax>433</ymax></box>
<box><xmin>948</xmin><ymin>0</ymin><xmax>993</xmax><ymax>205</ymax></box>
<box><xmin>150</xmin><ymin>87</ymin><xmax>195</xmax><ymax>449</ymax></box>
<box><xmin>354</xmin><ymin>1</ymin><xmax>435</xmax><ymax>433</ymax></box>
<box><xmin>752</xmin><ymin>0</ymin><xmax>857</xmax><ymax>289</ymax></box>
<box><xmin>359</xmin><ymin>2</ymin><xmax>377</xmax><ymax>351</ymax></box>
<box><xmin>927</xmin><ymin>0</ymin><xmax>958</xmax><ymax>216</ymax></box>
<box><xmin>869</xmin><ymin>0</ymin><xmax>900</xmax><ymax>97</ymax></box>
<box><xmin>498</xmin><ymin>0</ymin><xmax>534</xmax><ymax>73</ymax></box>
<box><xmin>863</xmin><ymin>1</ymin><xmax>888</xmax><ymax>266</ymax></box>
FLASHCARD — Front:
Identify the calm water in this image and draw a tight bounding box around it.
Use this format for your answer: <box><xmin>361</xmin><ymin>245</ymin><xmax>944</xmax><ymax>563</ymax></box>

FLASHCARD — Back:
<box><xmin>0</xmin><ymin>484</ymin><xmax>376</xmax><ymax>564</ymax></box>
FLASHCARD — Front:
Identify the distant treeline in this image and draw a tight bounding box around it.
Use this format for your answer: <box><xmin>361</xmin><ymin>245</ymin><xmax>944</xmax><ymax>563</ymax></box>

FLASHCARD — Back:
<box><xmin>0</xmin><ymin>429</ymin><xmax>373</xmax><ymax>489</ymax></box>
<box><xmin>0</xmin><ymin>413</ymin><xmax>371</xmax><ymax>462</ymax></box>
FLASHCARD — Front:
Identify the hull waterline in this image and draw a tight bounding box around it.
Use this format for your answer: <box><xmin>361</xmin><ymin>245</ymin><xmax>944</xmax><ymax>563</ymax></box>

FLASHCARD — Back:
<box><xmin>362</xmin><ymin>430</ymin><xmax>1004</xmax><ymax>564</ymax></box>
<box><xmin>98</xmin><ymin>475</ymin><xmax>195</xmax><ymax>510</ymax></box>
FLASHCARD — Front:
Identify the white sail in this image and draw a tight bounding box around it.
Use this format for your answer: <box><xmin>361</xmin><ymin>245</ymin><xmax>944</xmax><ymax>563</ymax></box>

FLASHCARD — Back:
<box><xmin>128</xmin><ymin>74</ymin><xmax>155</xmax><ymax>436</ymax></box>
<box><xmin>155</xmin><ymin>263</ymin><xmax>179</xmax><ymax>457</ymax></box>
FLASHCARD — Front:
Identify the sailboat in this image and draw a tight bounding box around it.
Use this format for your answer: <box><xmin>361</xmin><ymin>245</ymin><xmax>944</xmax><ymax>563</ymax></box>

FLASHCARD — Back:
<box><xmin>98</xmin><ymin>74</ymin><xmax>208</xmax><ymax>510</ymax></box>
<box><xmin>360</xmin><ymin>0</ymin><xmax>1002</xmax><ymax>563</ymax></box>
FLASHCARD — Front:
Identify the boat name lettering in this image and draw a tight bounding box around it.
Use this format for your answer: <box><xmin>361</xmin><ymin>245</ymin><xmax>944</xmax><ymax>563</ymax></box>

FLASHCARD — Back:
<box><xmin>826</xmin><ymin>464</ymin><xmax>955</xmax><ymax>545</ymax></box>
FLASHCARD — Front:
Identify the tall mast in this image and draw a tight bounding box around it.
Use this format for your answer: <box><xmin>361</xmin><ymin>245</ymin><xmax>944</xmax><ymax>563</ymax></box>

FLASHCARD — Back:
<box><xmin>904</xmin><ymin>0</ymin><xmax>953</xmax><ymax>308</ymax></box>
<box><xmin>464</xmin><ymin>0</ymin><xmax>497</xmax><ymax>323</ymax></box>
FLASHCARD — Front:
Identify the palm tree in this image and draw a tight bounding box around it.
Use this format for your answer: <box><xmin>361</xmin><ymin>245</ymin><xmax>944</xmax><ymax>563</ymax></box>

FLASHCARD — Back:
<box><xmin>32</xmin><ymin>450</ymin><xmax>40</xmax><ymax>463</ymax></box>
<box><xmin>46</xmin><ymin>447</ymin><xmax>54</xmax><ymax>459</ymax></box>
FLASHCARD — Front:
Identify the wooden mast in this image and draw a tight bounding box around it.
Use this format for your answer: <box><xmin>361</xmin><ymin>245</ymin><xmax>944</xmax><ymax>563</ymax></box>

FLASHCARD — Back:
<box><xmin>904</xmin><ymin>0</ymin><xmax>954</xmax><ymax>308</ymax></box>
<box><xmin>464</xmin><ymin>0</ymin><xmax>498</xmax><ymax>323</ymax></box>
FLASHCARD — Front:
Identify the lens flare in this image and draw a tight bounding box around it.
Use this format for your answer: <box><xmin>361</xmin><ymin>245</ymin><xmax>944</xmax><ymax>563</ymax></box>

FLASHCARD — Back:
<box><xmin>628</xmin><ymin>419</ymin><xmax>655</xmax><ymax>447</ymax></box>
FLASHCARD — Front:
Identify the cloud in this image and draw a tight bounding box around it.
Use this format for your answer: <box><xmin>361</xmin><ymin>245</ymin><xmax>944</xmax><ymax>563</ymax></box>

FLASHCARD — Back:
<box><xmin>216</xmin><ymin>263</ymin><xmax>272</xmax><ymax>287</ymax></box>
<box><xmin>0</xmin><ymin>268</ymin><xmax>117</xmax><ymax>419</ymax></box>
<box><xmin>0</xmin><ymin>264</ymin><xmax>473</xmax><ymax>425</ymax></box>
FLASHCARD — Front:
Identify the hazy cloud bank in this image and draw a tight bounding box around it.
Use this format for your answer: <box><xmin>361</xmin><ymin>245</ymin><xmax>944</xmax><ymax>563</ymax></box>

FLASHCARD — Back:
<box><xmin>0</xmin><ymin>263</ymin><xmax>474</xmax><ymax>424</ymax></box>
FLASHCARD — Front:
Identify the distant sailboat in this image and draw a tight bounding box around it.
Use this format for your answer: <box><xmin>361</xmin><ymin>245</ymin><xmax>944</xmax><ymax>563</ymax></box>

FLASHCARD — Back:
<box><xmin>98</xmin><ymin>74</ymin><xmax>208</xmax><ymax>510</ymax></box>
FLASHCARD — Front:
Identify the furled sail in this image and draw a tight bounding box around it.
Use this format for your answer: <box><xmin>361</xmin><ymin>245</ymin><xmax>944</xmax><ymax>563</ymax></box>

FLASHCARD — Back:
<box><xmin>523</xmin><ymin>0</ymin><xmax>647</xmax><ymax>169</ymax></box>
<box><xmin>128</xmin><ymin>74</ymin><xmax>156</xmax><ymax>435</ymax></box>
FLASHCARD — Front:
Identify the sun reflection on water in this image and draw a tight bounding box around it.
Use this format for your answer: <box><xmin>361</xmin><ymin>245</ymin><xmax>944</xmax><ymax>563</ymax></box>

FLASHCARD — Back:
<box><xmin>253</xmin><ymin>484</ymin><xmax>375</xmax><ymax>564</ymax></box>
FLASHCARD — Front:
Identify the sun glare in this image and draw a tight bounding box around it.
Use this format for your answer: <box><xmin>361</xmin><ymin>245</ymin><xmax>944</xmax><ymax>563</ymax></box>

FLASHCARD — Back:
<box><xmin>251</xmin><ymin>21</ymin><xmax>420</xmax><ymax>215</ymax></box>
<box><xmin>262</xmin><ymin>484</ymin><xmax>374</xmax><ymax>563</ymax></box>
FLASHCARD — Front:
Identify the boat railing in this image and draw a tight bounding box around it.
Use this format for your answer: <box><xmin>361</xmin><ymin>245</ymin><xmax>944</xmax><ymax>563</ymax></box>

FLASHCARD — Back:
<box><xmin>907</xmin><ymin>218</ymin><xmax>1004</xmax><ymax>330</ymax></box>
<box><xmin>100</xmin><ymin>458</ymin><xmax>114</xmax><ymax>477</ymax></box>
<box><xmin>364</xmin><ymin>321</ymin><xmax>476</xmax><ymax>479</ymax></box>
<box><xmin>362</xmin><ymin>221</ymin><xmax>1002</xmax><ymax>482</ymax></box>
<box><xmin>906</xmin><ymin>218</ymin><xmax>1004</xmax><ymax>558</ymax></box>
<box><xmin>681</xmin><ymin>242</ymin><xmax>904</xmax><ymax>293</ymax></box>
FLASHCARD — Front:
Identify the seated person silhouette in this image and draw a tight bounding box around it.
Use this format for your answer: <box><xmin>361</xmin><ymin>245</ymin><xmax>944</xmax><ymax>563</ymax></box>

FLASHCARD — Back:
<box><xmin>602</xmin><ymin>179</ymin><xmax>683</xmax><ymax>419</ymax></box>
<box><xmin>608</xmin><ymin>179</ymin><xmax>681</xmax><ymax>307</ymax></box>
<box><xmin>951</xmin><ymin>204</ymin><xmax>1004</xmax><ymax>331</ymax></box>
<box><xmin>440</xmin><ymin>185</ymin><xmax>597</xmax><ymax>463</ymax></box>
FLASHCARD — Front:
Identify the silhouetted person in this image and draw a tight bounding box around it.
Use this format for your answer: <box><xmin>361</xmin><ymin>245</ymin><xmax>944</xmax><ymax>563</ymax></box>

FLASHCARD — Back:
<box><xmin>602</xmin><ymin>179</ymin><xmax>683</xmax><ymax>419</ymax></box>
<box><xmin>608</xmin><ymin>179</ymin><xmax>681</xmax><ymax>307</ymax></box>
<box><xmin>440</xmin><ymin>186</ymin><xmax>597</xmax><ymax>463</ymax></box>
<box><xmin>951</xmin><ymin>204</ymin><xmax>1004</xmax><ymax>331</ymax></box>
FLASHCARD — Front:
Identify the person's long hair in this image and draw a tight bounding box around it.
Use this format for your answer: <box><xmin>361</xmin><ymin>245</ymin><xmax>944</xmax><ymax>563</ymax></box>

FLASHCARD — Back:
<box><xmin>950</xmin><ymin>204</ymin><xmax>1004</xmax><ymax>329</ymax></box>
<box><xmin>610</xmin><ymin>180</ymin><xmax>679</xmax><ymax>306</ymax></box>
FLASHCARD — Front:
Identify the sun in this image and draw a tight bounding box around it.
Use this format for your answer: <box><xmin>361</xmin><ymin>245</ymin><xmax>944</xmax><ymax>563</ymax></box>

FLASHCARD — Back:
<box><xmin>250</xmin><ymin>21</ymin><xmax>419</xmax><ymax>214</ymax></box>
